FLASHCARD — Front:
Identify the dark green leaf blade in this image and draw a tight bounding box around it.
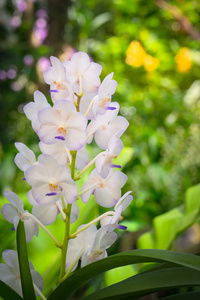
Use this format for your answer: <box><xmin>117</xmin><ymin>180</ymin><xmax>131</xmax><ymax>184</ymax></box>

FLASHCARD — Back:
<box><xmin>161</xmin><ymin>292</ymin><xmax>200</xmax><ymax>300</ymax></box>
<box><xmin>48</xmin><ymin>249</ymin><xmax>200</xmax><ymax>300</ymax></box>
<box><xmin>16</xmin><ymin>220</ymin><xmax>36</xmax><ymax>300</ymax></box>
<box><xmin>0</xmin><ymin>281</ymin><xmax>23</xmax><ymax>300</ymax></box>
<box><xmin>83</xmin><ymin>267</ymin><xmax>200</xmax><ymax>300</ymax></box>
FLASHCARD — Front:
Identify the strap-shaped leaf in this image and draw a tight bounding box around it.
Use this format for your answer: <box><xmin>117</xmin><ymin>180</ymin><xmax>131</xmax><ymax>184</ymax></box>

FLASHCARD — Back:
<box><xmin>47</xmin><ymin>249</ymin><xmax>200</xmax><ymax>300</ymax></box>
<box><xmin>16</xmin><ymin>220</ymin><xmax>36</xmax><ymax>300</ymax></box>
<box><xmin>161</xmin><ymin>291</ymin><xmax>200</xmax><ymax>300</ymax></box>
<box><xmin>82</xmin><ymin>267</ymin><xmax>200</xmax><ymax>300</ymax></box>
<box><xmin>0</xmin><ymin>281</ymin><xmax>23</xmax><ymax>300</ymax></box>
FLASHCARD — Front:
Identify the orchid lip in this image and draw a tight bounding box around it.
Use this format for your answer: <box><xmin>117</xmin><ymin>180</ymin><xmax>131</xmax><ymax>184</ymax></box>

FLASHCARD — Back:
<box><xmin>117</xmin><ymin>224</ymin><xmax>127</xmax><ymax>230</ymax></box>
<box><xmin>23</xmin><ymin>177</ymin><xmax>26</xmax><ymax>180</ymax></box>
<box><xmin>107</xmin><ymin>106</ymin><xmax>116</xmax><ymax>110</ymax></box>
<box><xmin>111</xmin><ymin>164</ymin><xmax>121</xmax><ymax>169</ymax></box>
<box><xmin>55</xmin><ymin>135</ymin><xmax>65</xmax><ymax>141</ymax></box>
<box><xmin>46</xmin><ymin>192</ymin><xmax>57</xmax><ymax>196</ymax></box>
<box><xmin>11</xmin><ymin>227</ymin><xmax>15</xmax><ymax>231</ymax></box>
<box><xmin>49</xmin><ymin>89</ymin><xmax>59</xmax><ymax>93</ymax></box>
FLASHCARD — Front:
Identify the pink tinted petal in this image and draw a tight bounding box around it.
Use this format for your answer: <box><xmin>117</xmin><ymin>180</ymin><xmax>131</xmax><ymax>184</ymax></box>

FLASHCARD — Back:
<box><xmin>31</xmin><ymin>270</ymin><xmax>44</xmax><ymax>294</ymax></box>
<box><xmin>13</xmin><ymin>215</ymin><xmax>20</xmax><ymax>230</ymax></box>
<box><xmin>23</xmin><ymin>102</ymin><xmax>37</xmax><ymax>120</ymax></box>
<box><xmin>115</xmin><ymin>191</ymin><xmax>133</xmax><ymax>211</ymax></box>
<box><xmin>38</xmin><ymin>124</ymin><xmax>59</xmax><ymax>144</ymax></box>
<box><xmin>38</xmin><ymin>154</ymin><xmax>58</xmax><ymax>176</ymax></box>
<box><xmin>0</xmin><ymin>264</ymin><xmax>22</xmax><ymax>296</ymax></box>
<box><xmin>100</xmin><ymin>215</ymin><xmax>112</xmax><ymax>227</ymax></box>
<box><xmin>15</xmin><ymin>142</ymin><xmax>36</xmax><ymax>164</ymax></box>
<box><xmin>32</xmin><ymin>182</ymin><xmax>59</xmax><ymax>206</ymax></box>
<box><xmin>75</xmin><ymin>147</ymin><xmax>89</xmax><ymax>170</ymax></box>
<box><xmin>1</xmin><ymin>204</ymin><xmax>18</xmax><ymax>223</ymax></box>
<box><xmin>50</xmin><ymin>56</ymin><xmax>66</xmax><ymax>80</ymax></box>
<box><xmin>66</xmin><ymin>111</ymin><xmax>87</xmax><ymax>129</ymax></box>
<box><xmin>32</xmin><ymin>204</ymin><xmax>58</xmax><ymax>225</ymax></box>
<box><xmin>87</xmin><ymin>62</ymin><xmax>102</xmax><ymax>76</ymax></box>
<box><xmin>112</xmin><ymin>205</ymin><xmax>123</xmax><ymax>224</ymax></box>
<box><xmin>38</xmin><ymin>106</ymin><xmax>60</xmax><ymax>125</ymax></box>
<box><xmin>2</xmin><ymin>250</ymin><xmax>19</xmax><ymax>273</ymax></box>
<box><xmin>82</xmin><ymin>74</ymin><xmax>100</xmax><ymax>93</ymax></box>
<box><xmin>63</xmin><ymin>61</ymin><xmax>77</xmax><ymax>84</ymax></box>
<box><xmin>24</xmin><ymin>218</ymin><xmax>38</xmax><ymax>242</ymax></box>
<box><xmin>4</xmin><ymin>191</ymin><xmax>24</xmax><ymax>213</ymax></box>
<box><xmin>25</xmin><ymin>164</ymin><xmax>48</xmax><ymax>186</ymax></box>
<box><xmin>27</xmin><ymin>190</ymin><xmax>37</xmax><ymax>206</ymax></box>
<box><xmin>65</xmin><ymin>128</ymin><xmax>86</xmax><ymax>150</ymax></box>
<box><xmin>43</xmin><ymin>67</ymin><xmax>56</xmax><ymax>84</ymax></box>
<box><xmin>54</xmin><ymin>99</ymin><xmax>76</xmax><ymax>115</ymax></box>
<box><xmin>55</xmin><ymin>164</ymin><xmax>71</xmax><ymax>182</ymax></box>
<box><xmin>72</xmin><ymin>52</ymin><xmax>90</xmax><ymax>72</ymax></box>
<box><xmin>109</xmin><ymin>170</ymin><xmax>127</xmax><ymax>188</ymax></box>
<box><xmin>39</xmin><ymin>141</ymin><xmax>70</xmax><ymax>165</ymax></box>
<box><xmin>80</xmin><ymin>180</ymin><xmax>96</xmax><ymax>204</ymax></box>
<box><xmin>62</xmin><ymin>182</ymin><xmax>78</xmax><ymax>204</ymax></box>
<box><xmin>94</xmin><ymin>186</ymin><xmax>120</xmax><ymax>207</ymax></box>
<box><xmin>70</xmin><ymin>201</ymin><xmax>79</xmax><ymax>224</ymax></box>
<box><xmin>34</xmin><ymin>90</ymin><xmax>49</xmax><ymax>108</ymax></box>
<box><xmin>95</xmin><ymin>153</ymin><xmax>107</xmax><ymax>174</ymax></box>
<box><xmin>14</xmin><ymin>153</ymin><xmax>30</xmax><ymax>172</ymax></box>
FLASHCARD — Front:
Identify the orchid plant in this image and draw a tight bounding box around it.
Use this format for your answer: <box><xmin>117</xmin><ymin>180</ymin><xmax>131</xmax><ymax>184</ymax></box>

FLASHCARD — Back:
<box><xmin>1</xmin><ymin>52</ymin><xmax>200</xmax><ymax>300</ymax></box>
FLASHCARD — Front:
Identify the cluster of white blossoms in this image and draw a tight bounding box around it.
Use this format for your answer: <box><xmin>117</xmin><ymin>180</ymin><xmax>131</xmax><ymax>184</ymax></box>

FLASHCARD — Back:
<box><xmin>1</xmin><ymin>52</ymin><xmax>132</xmax><ymax>296</ymax></box>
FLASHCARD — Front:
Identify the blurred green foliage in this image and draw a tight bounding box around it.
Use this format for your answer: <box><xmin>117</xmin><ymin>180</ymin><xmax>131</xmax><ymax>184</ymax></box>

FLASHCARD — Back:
<box><xmin>1</xmin><ymin>0</ymin><xmax>200</xmax><ymax>298</ymax></box>
<box><xmin>0</xmin><ymin>0</ymin><xmax>200</xmax><ymax>271</ymax></box>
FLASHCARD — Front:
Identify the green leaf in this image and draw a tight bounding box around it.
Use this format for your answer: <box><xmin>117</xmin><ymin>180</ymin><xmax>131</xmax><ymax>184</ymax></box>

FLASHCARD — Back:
<box><xmin>47</xmin><ymin>249</ymin><xmax>200</xmax><ymax>300</ymax></box>
<box><xmin>82</xmin><ymin>267</ymin><xmax>200</xmax><ymax>300</ymax></box>
<box><xmin>161</xmin><ymin>291</ymin><xmax>200</xmax><ymax>300</ymax></box>
<box><xmin>137</xmin><ymin>183</ymin><xmax>200</xmax><ymax>250</ymax></box>
<box><xmin>16</xmin><ymin>220</ymin><xmax>36</xmax><ymax>300</ymax></box>
<box><xmin>105</xmin><ymin>265</ymin><xmax>136</xmax><ymax>287</ymax></box>
<box><xmin>0</xmin><ymin>281</ymin><xmax>23</xmax><ymax>300</ymax></box>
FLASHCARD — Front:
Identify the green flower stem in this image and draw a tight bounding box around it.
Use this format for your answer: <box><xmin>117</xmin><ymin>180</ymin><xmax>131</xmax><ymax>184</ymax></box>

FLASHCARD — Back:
<box><xmin>33</xmin><ymin>283</ymin><xmax>47</xmax><ymax>300</ymax></box>
<box><xmin>69</xmin><ymin>211</ymin><xmax>115</xmax><ymax>239</ymax></box>
<box><xmin>59</xmin><ymin>151</ymin><xmax>77</xmax><ymax>283</ymax></box>
<box><xmin>74</xmin><ymin>152</ymin><xmax>105</xmax><ymax>181</ymax></box>
<box><xmin>77</xmin><ymin>181</ymin><xmax>99</xmax><ymax>197</ymax></box>
<box><xmin>59</xmin><ymin>248</ymin><xmax>85</xmax><ymax>283</ymax></box>
<box><xmin>22</xmin><ymin>212</ymin><xmax>62</xmax><ymax>248</ymax></box>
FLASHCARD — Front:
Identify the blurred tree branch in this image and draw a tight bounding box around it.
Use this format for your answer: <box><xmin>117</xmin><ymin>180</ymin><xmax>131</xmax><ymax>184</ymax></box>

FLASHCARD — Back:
<box><xmin>46</xmin><ymin>0</ymin><xmax>72</xmax><ymax>55</ymax></box>
<box><xmin>157</xmin><ymin>0</ymin><xmax>200</xmax><ymax>42</ymax></box>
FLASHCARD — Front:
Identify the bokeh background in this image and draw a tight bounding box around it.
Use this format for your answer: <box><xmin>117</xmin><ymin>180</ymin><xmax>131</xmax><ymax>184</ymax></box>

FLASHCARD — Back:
<box><xmin>0</xmin><ymin>0</ymin><xmax>200</xmax><ymax>298</ymax></box>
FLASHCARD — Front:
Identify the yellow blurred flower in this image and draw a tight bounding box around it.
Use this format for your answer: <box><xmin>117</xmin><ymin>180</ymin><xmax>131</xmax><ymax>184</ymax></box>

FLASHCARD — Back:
<box><xmin>126</xmin><ymin>40</ymin><xmax>159</xmax><ymax>72</ymax></box>
<box><xmin>125</xmin><ymin>41</ymin><xmax>146</xmax><ymax>67</ymax></box>
<box><xmin>175</xmin><ymin>47</ymin><xmax>192</xmax><ymax>73</ymax></box>
<box><xmin>144</xmin><ymin>55</ymin><xmax>160</xmax><ymax>72</ymax></box>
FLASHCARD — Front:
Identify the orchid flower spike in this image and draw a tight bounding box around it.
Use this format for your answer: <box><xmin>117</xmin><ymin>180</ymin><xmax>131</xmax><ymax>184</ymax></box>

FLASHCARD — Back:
<box><xmin>100</xmin><ymin>191</ymin><xmax>133</xmax><ymax>230</ymax></box>
<box><xmin>0</xmin><ymin>250</ymin><xmax>43</xmax><ymax>297</ymax></box>
<box><xmin>1</xmin><ymin>191</ymin><xmax>38</xmax><ymax>243</ymax></box>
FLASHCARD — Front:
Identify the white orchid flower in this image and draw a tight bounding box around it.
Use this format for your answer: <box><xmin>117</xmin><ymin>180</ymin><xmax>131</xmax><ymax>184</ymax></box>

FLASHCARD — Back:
<box><xmin>66</xmin><ymin>224</ymin><xmax>117</xmax><ymax>271</ymax></box>
<box><xmin>100</xmin><ymin>191</ymin><xmax>133</xmax><ymax>230</ymax></box>
<box><xmin>0</xmin><ymin>250</ymin><xmax>43</xmax><ymax>297</ymax></box>
<box><xmin>63</xmin><ymin>51</ymin><xmax>102</xmax><ymax>93</ymax></box>
<box><xmin>14</xmin><ymin>142</ymin><xmax>37</xmax><ymax>173</ymax></box>
<box><xmin>86</xmin><ymin>102</ymin><xmax>129</xmax><ymax>150</ymax></box>
<box><xmin>25</xmin><ymin>154</ymin><xmax>78</xmax><ymax>206</ymax></box>
<box><xmin>1</xmin><ymin>191</ymin><xmax>38</xmax><ymax>243</ymax></box>
<box><xmin>23</xmin><ymin>90</ymin><xmax>51</xmax><ymax>133</ymax></box>
<box><xmin>43</xmin><ymin>56</ymin><xmax>74</xmax><ymax>102</ymax></box>
<box><xmin>80</xmin><ymin>169</ymin><xmax>127</xmax><ymax>208</ymax></box>
<box><xmin>38</xmin><ymin>99</ymin><xmax>87</xmax><ymax>150</ymax></box>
